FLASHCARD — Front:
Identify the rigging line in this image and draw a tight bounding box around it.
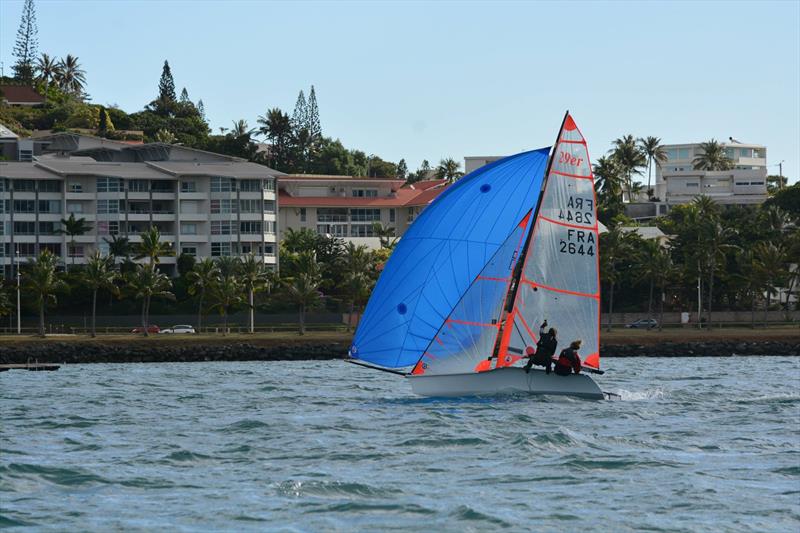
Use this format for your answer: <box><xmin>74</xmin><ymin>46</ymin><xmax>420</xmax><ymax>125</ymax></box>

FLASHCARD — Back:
<box><xmin>521</xmin><ymin>279</ymin><xmax>600</xmax><ymax>299</ymax></box>
<box><xmin>345</xmin><ymin>359</ymin><xmax>407</xmax><ymax>376</ymax></box>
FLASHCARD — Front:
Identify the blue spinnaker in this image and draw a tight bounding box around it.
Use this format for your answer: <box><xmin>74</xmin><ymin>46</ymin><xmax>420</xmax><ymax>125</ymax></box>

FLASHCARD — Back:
<box><xmin>350</xmin><ymin>148</ymin><xmax>549</xmax><ymax>368</ymax></box>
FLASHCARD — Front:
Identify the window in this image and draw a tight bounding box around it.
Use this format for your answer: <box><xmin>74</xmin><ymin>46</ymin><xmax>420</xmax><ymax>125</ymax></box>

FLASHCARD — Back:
<box><xmin>13</xmin><ymin>222</ymin><xmax>37</xmax><ymax>235</ymax></box>
<box><xmin>16</xmin><ymin>243</ymin><xmax>37</xmax><ymax>257</ymax></box>
<box><xmin>389</xmin><ymin>209</ymin><xmax>396</xmax><ymax>223</ymax></box>
<box><xmin>211</xmin><ymin>177</ymin><xmax>234</xmax><ymax>192</ymax></box>
<box><xmin>151</xmin><ymin>182</ymin><xmax>173</xmax><ymax>193</ymax></box>
<box><xmin>300</xmin><ymin>208</ymin><xmax>306</xmax><ymax>222</ymax></box>
<box><xmin>181</xmin><ymin>246</ymin><xmax>197</xmax><ymax>257</ymax></box>
<box><xmin>686</xmin><ymin>183</ymin><xmax>699</xmax><ymax>188</ymax></box>
<box><xmin>0</xmin><ymin>179</ymin><xmax>6</xmax><ymax>192</ymax></box>
<box><xmin>350</xmin><ymin>224</ymin><xmax>376</xmax><ymax>237</ymax></box>
<box><xmin>677</xmin><ymin>148</ymin><xmax>690</xmax><ymax>159</ymax></box>
<box><xmin>317</xmin><ymin>208</ymin><xmax>348</xmax><ymax>223</ymax></box>
<box><xmin>97</xmin><ymin>199</ymin><xmax>120</xmax><ymax>214</ymax></box>
<box><xmin>67</xmin><ymin>202</ymin><xmax>83</xmax><ymax>214</ymax></box>
<box><xmin>263</xmin><ymin>200</ymin><xmax>275</xmax><ymax>212</ymax></box>
<box><xmin>18</xmin><ymin>150</ymin><xmax>33</xmax><ymax>162</ymax></box>
<box><xmin>211</xmin><ymin>242</ymin><xmax>232</xmax><ymax>256</ymax></box>
<box><xmin>13</xmin><ymin>200</ymin><xmax>36</xmax><ymax>213</ymax></box>
<box><xmin>12</xmin><ymin>180</ymin><xmax>35</xmax><ymax>192</ymax></box>
<box><xmin>265</xmin><ymin>221</ymin><xmax>276</xmax><ymax>234</ymax></box>
<box><xmin>181</xmin><ymin>181</ymin><xmax>197</xmax><ymax>193</ymax></box>
<box><xmin>239</xmin><ymin>179</ymin><xmax>262</xmax><ymax>192</ymax></box>
<box><xmin>752</xmin><ymin>149</ymin><xmax>762</xmax><ymax>158</ymax></box>
<box><xmin>739</xmin><ymin>148</ymin><xmax>752</xmax><ymax>158</ymax></box>
<box><xmin>240</xmin><ymin>221</ymin><xmax>263</xmax><ymax>234</ymax></box>
<box><xmin>352</xmin><ymin>189</ymin><xmax>378</xmax><ymax>198</ymax></box>
<box><xmin>97</xmin><ymin>221</ymin><xmax>119</xmax><ymax>235</ymax></box>
<box><xmin>211</xmin><ymin>221</ymin><xmax>234</xmax><ymax>235</ymax></box>
<box><xmin>38</xmin><ymin>200</ymin><xmax>61</xmax><ymax>214</ymax></box>
<box><xmin>0</xmin><ymin>222</ymin><xmax>4</xmax><ymax>236</ymax></box>
<box><xmin>239</xmin><ymin>199</ymin><xmax>261</xmax><ymax>213</ymax></box>
<box><xmin>39</xmin><ymin>181</ymin><xmax>61</xmax><ymax>193</ymax></box>
<box><xmin>39</xmin><ymin>221</ymin><xmax>60</xmax><ymax>234</ymax></box>
<box><xmin>69</xmin><ymin>183</ymin><xmax>83</xmax><ymax>193</ymax></box>
<box><xmin>97</xmin><ymin>177</ymin><xmax>122</xmax><ymax>192</ymax></box>
<box><xmin>317</xmin><ymin>224</ymin><xmax>347</xmax><ymax>237</ymax></box>
<box><xmin>40</xmin><ymin>243</ymin><xmax>61</xmax><ymax>255</ymax></box>
<box><xmin>265</xmin><ymin>244</ymin><xmax>275</xmax><ymax>256</ymax></box>
<box><xmin>264</xmin><ymin>178</ymin><xmax>275</xmax><ymax>191</ymax></box>
<box><xmin>350</xmin><ymin>208</ymin><xmax>381</xmax><ymax>222</ymax></box>
<box><xmin>724</xmin><ymin>148</ymin><xmax>735</xmax><ymax>159</ymax></box>
<box><xmin>68</xmin><ymin>244</ymin><xmax>85</xmax><ymax>258</ymax></box>
<box><xmin>180</xmin><ymin>223</ymin><xmax>197</xmax><ymax>235</ymax></box>
<box><xmin>98</xmin><ymin>242</ymin><xmax>110</xmax><ymax>256</ymax></box>
<box><xmin>210</xmin><ymin>199</ymin><xmax>236</xmax><ymax>214</ymax></box>
<box><xmin>665</xmin><ymin>148</ymin><xmax>678</xmax><ymax>160</ymax></box>
<box><xmin>128</xmin><ymin>180</ymin><xmax>149</xmax><ymax>192</ymax></box>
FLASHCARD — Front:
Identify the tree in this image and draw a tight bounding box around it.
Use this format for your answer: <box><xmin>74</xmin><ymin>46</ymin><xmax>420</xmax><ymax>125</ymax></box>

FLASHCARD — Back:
<box><xmin>372</xmin><ymin>222</ymin><xmax>398</xmax><ymax>249</ymax></box>
<box><xmin>135</xmin><ymin>226</ymin><xmax>173</xmax><ymax>265</ymax></box>
<box><xmin>0</xmin><ymin>289</ymin><xmax>11</xmax><ymax>319</ymax></box>
<box><xmin>55</xmin><ymin>55</ymin><xmax>87</xmax><ymax>96</ymax></box>
<box><xmin>282</xmin><ymin>250</ymin><xmax>322</xmax><ymax>335</ymax></box>
<box><xmin>753</xmin><ymin>242</ymin><xmax>787</xmax><ymax>327</ymax></box>
<box><xmin>57</xmin><ymin>213</ymin><xmax>92</xmax><ymax>270</ymax></box>
<box><xmin>155</xmin><ymin>128</ymin><xmax>175</xmax><ymax>144</ymax></box>
<box><xmin>230</xmin><ymin>119</ymin><xmax>254</xmax><ymax>138</ymax></box>
<box><xmin>257</xmin><ymin>107</ymin><xmax>292</xmax><ymax>170</ymax></box>
<box><xmin>97</xmin><ymin>107</ymin><xmax>114</xmax><ymax>134</ymax></box>
<box><xmin>158</xmin><ymin>60</ymin><xmax>177</xmax><ymax>104</ymax></box>
<box><xmin>238</xmin><ymin>255</ymin><xmax>273</xmax><ymax>333</ymax></box>
<box><xmin>339</xmin><ymin>243</ymin><xmax>373</xmax><ymax>330</ymax></box>
<box><xmin>697</xmin><ymin>218</ymin><xmax>737</xmax><ymax>327</ymax></box>
<box><xmin>81</xmin><ymin>252</ymin><xmax>117</xmax><ymax>337</ymax></box>
<box><xmin>104</xmin><ymin>235</ymin><xmax>133</xmax><ymax>267</ymax></box>
<box><xmin>693</xmin><ymin>139</ymin><xmax>733</xmax><ymax>171</ymax></box>
<box><xmin>735</xmin><ymin>249</ymin><xmax>765</xmax><ymax>329</ymax></box>
<box><xmin>600</xmin><ymin>227</ymin><xmax>635</xmax><ymax>331</ymax></box>
<box><xmin>291</xmin><ymin>90</ymin><xmax>307</xmax><ymax>132</ymax></box>
<box><xmin>436</xmin><ymin>158</ymin><xmax>463</xmax><ymax>183</ymax></box>
<box><xmin>12</xmin><ymin>0</ymin><xmax>38</xmax><ymax>83</ymax></box>
<box><xmin>764</xmin><ymin>183</ymin><xmax>799</xmax><ymax>218</ymax></box>
<box><xmin>609</xmin><ymin>134</ymin><xmax>646</xmax><ymax>202</ymax></box>
<box><xmin>23</xmin><ymin>249</ymin><xmax>65</xmax><ymax>337</ymax></box>
<box><xmin>210</xmin><ymin>262</ymin><xmax>244</xmax><ymax>335</ymax></box>
<box><xmin>638</xmin><ymin>136</ymin><xmax>667</xmax><ymax>198</ymax></box>
<box><xmin>35</xmin><ymin>53</ymin><xmax>60</xmax><ymax>104</ymax></box>
<box><xmin>187</xmin><ymin>258</ymin><xmax>219</xmax><ymax>333</ymax></box>
<box><xmin>179</xmin><ymin>87</ymin><xmax>190</xmax><ymax>103</ymax></box>
<box><xmin>635</xmin><ymin>239</ymin><xmax>663</xmax><ymax>327</ymax></box>
<box><xmin>197</xmin><ymin>99</ymin><xmax>205</xmax><ymax>120</ymax></box>
<box><xmin>127</xmin><ymin>264</ymin><xmax>174</xmax><ymax>336</ymax></box>
<box><xmin>397</xmin><ymin>159</ymin><xmax>408</xmax><ymax>179</ymax></box>
<box><xmin>766</xmin><ymin>174</ymin><xmax>788</xmax><ymax>194</ymax></box>
<box><xmin>307</xmin><ymin>85</ymin><xmax>321</xmax><ymax>141</ymax></box>
<box><xmin>593</xmin><ymin>155</ymin><xmax>625</xmax><ymax>223</ymax></box>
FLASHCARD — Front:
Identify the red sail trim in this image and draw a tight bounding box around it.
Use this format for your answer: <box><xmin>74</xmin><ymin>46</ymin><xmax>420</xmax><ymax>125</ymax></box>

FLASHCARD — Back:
<box><xmin>539</xmin><ymin>215</ymin><xmax>599</xmax><ymax>232</ymax></box>
<box><xmin>435</xmin><ymin>337</ymin><xmax>444</xmax><ymax>345</ymax></box>
<box><xmin>550</xmin><ymin>169</ymin><xmax>593</xmax><ymax>180</ymax></box>
<box><xmin>477</xmin><ymin>276</ymin><xmax>511</xmax><ymax>282</ymax></box>
<box><xmin>521</xmin><ymin>279</ymin><xmax>600</xmax><ymax>300</ymax></box>
<box><xmin>557</xmin><ymin>139</ymin><xmax>586</xmax><ymax>145</ymax></box>
<box><xmin>517</xmin><ymin>312</ymin><xmax>538</xmax><ymax>344</ymax></box>
<box><xmin>445</xmin><ymin>318</ymin><xmax>500</xmax><ymax>328</ymax></box>
<box><xmin>583</xmin><ymin>352</ymin><xmax>600</xmax><ymax>370</ymax></box>
<box><xmin>495</xmin><ymin>309</ymin><xmax>517</xmax><ymax>368</ymax></box>
<box><xmin>563</xmin><ymin>114</ymin><xmax>578</xmax><ymax>131</ymax></box>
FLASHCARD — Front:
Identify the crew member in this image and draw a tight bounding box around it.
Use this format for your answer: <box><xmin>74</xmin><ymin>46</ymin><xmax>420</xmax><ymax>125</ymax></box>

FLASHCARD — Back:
<box><xmin>554</xmin><ymin>340</ymin><xmax>582</xmax><ymax>376</ymax></box>
<box><xmin>524</xmin><ymin>324</ymin><xmax>558</xmax><ymax>374</ymax></box>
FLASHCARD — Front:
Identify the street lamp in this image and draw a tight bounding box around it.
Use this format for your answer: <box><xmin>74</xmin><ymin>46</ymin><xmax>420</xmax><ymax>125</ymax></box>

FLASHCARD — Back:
<box><xmin>15</xmin><ymin>249</ymin><xmax>21</xmax><ymax>334</ymax></box>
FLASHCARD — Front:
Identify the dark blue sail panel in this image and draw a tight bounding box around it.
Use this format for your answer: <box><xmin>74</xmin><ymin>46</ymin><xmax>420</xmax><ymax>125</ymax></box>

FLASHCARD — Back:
<box><xmin>350</xmin><ymin>148</ymin><xmax>550</xmax><ymax>368</ymax></box>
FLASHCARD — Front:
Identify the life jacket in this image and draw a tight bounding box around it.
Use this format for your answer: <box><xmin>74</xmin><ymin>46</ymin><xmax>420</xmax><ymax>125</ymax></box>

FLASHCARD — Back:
<box><xmin>555</xmin><ymin>348</ymin><xmax>581</xmax><ymax>374</ymax></box>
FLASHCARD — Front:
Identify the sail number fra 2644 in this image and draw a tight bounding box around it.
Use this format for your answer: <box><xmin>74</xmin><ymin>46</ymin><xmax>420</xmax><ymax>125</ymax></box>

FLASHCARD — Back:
<box><xmin>558</xmin><ymin>196</ymin><xmax>593</xmax><ymax>225</ymax></box>
<box><xmin>558</xmin><ymin>228</ymin><xmax>595</xmax><ymax>256</ymax></box>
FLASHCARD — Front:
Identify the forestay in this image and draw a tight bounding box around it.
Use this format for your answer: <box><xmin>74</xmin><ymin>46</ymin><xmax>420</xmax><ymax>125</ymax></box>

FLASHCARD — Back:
<box><xmin>350</xmin><ymin>148</ymin><xmax>549</xmax><ymax>368</ymax></box>
<box><xmin>501</xmin><ymin>114</ymin><xmax>601</xmax><ymax>369</ymax></box>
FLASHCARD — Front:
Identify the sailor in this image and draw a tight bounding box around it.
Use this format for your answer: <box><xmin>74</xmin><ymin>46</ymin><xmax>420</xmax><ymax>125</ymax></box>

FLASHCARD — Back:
<box><xmin>524</xmin><ymin>323</ymin><xmax>558</xmax><ymax>374</ymax></box>
<box><xmin>554</xmin><ymin>340</ymin><xmax>582</xmax><ymax>376</ymax></box>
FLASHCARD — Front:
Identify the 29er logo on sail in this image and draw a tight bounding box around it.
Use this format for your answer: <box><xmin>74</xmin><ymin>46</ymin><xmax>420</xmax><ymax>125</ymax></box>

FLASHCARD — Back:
<box><xmin>559</xmin><ymin>229</ymin><xmax>595</xmax><ymax>256</ymax></box>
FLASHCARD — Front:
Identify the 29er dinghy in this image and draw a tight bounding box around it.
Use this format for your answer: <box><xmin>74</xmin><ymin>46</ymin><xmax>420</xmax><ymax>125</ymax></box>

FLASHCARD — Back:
<box><xmin>348</xmin><ymin>113</ymin><xmax>604</xmax><ymax>399</ymax></box>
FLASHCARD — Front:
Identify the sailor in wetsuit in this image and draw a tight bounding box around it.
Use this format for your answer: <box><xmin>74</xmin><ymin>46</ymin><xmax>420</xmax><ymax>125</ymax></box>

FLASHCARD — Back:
<box><xmin>554</xmin><ymin>340</ymin><xmax>583</xmax><ymax>376</ymax></box>
<box><xmin>524</xmin><ymin>321</ymin><xmax>558</xmax><ymax>374</ymax></box>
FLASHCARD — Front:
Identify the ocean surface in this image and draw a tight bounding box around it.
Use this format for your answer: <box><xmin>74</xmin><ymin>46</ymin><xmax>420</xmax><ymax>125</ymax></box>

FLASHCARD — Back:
<box><xmin>1</xmin><ymin>357</ymin><xmax>799</xmax><ymax>532</ymax></box>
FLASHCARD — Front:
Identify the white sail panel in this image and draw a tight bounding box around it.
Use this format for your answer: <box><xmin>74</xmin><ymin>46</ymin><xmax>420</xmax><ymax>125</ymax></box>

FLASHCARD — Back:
<box><xmin>526</xmin><ymin>219</ymin><xmax>598</xmax><ymax>295</ymax></box>
<box><xmin>538</xmin><ymin>174</ymin><xmax>596</xmax><ymax>229</ymax></box>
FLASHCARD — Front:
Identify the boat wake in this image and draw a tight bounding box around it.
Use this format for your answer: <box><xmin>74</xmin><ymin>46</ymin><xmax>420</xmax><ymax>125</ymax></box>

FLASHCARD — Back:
<box><xmin>610</xmin><ymin>388</ymin><xmax>666</xmax><ymax>401</ymax></box>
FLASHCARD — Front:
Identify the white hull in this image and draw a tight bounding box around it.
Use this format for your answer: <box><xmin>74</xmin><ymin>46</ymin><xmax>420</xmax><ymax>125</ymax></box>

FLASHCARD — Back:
<box><xmin>406</xmin><ymin>367</ymin><xmax>604</xmax><ymax>399</ymax></box>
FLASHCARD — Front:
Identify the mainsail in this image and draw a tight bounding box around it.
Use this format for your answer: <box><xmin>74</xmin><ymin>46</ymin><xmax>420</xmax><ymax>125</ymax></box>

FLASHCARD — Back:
<box><xmin>501</xmin><ymin>114</ymin><xmax>601</xmax><ymax>370</ymax></box>
<box><xmin>350</xmin><ymin>148</ymin><xmax>550</xmax><ymax>368</ymax></box>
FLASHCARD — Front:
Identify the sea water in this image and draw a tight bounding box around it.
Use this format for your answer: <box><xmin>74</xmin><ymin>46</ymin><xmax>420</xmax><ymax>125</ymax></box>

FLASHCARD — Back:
<box><xmin>1</xmin><ymin>357</ymin><xmax>798</xmax><ymax>532</ymax></box>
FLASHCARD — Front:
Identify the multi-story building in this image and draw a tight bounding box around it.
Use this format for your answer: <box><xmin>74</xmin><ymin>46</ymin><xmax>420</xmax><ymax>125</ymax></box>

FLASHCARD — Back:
<box><xmin>654</xmin><ymin>141</ymin><xmax>768</xmax><ymax>207</ymax></box>
<box><xmin>0</xmin><ymin>130</ymin><xmax>282</xmax><ymax>277</ymax></box>
<box><xmin>277</xmin><ymin>175</ymin><xmax>446</xmax><ymax>249</ymax></box>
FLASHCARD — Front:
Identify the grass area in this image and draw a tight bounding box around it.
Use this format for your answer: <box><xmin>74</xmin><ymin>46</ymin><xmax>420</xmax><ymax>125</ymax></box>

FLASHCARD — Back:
<box><xmin>0</xmin><ymin>327</ymin><xmax>795</xmax><ymax>346</ymax></box>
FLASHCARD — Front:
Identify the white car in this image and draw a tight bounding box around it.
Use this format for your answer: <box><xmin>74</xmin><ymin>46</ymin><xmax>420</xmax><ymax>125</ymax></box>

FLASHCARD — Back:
<box><xmin>159</xmin><ymin>325</ymin><xmax>196</xmax><ymax>334</ymax></box>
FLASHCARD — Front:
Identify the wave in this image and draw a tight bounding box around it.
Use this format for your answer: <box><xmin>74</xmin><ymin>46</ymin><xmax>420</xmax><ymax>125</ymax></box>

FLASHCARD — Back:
<box><xmin>1</xmin><ymin>463</ymin><xmax>109</xmax><ymax>487</ymax></box>
<box><xmin>274</xmin><ymin>479</ymin><xmax>401</xmax><ymax>499</ymax></box>
<box><xmin>611</xmin><ymin>388</ymin><xmax>666</xmax><ymax>401</ymax></box>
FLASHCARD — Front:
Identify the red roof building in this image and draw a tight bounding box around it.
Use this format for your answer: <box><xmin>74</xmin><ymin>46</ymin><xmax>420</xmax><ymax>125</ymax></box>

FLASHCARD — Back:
<box><xmin>0</xmin><ymin>85</ymin><xmax>45</xmax><ymax>106</ymax></box>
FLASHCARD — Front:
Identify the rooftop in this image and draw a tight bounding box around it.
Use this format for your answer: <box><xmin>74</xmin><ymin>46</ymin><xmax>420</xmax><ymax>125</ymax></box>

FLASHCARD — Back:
<box><xmin>0</xmin><ymin>84</ymin><xmax>45</xmax><ymax>105</ymax></box>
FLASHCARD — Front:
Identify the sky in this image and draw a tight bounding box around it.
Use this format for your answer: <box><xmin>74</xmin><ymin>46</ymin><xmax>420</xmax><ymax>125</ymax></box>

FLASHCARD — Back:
<box><xmin>1</xmin><ymin>0</ymin><xmax>798</xmax><ymax>183</ymax></box>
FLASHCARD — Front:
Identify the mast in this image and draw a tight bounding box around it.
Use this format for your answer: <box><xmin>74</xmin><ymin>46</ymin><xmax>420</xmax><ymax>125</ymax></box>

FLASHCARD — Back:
<box><xmin>492</xmin><ymin>110</ymin><xmax>570</xmax><ymax>357</ymax></box>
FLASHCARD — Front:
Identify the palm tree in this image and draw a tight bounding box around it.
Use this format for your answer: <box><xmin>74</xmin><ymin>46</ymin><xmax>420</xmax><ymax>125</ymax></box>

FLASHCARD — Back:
<box><xmin>610</xmin><ymin>135</ymin><xmax>646</xmax><ymax>202</ymax></box>
<box><xmin>600</xmin><ymin>227</ymin><xmax>635</xmax><ymax>331</ymax></box>
<box><xmin>696</xmin><ymin>219</ymin><xmax>737</xmax><ymax>327</ymax></box>
<box><xmin>56</xmin><ymin>54</ymin><xmax>87</xmax><ymax>96</ymax></box>
<box><xmin>371</xmin><ymin>222</ymin><xmax>399</xmax><ymax>249</ymax></box>
<box><xmin>339</xmin><ymin>243</ymin><xmax>373</xmax><ymax>330</ymax></box>
<box><xmin>127</xmin><ymin>264</ymin><xmax>174</xmax><ymax>336</ymax></box>
<box><xmin>238</xmin><ymin>255</ymin><xmax>272</xmax><ymax>333</ymax></box>
<box><xmin>283</xmin><ymin>251</ymin><xmax>322</xmax><ymax>335</ymax></box>
<box><xmin>209</xmin><ymin>268</ymin><xmax>244</xmax><ymax>335</ymax></box>
<box><xmin>435</xmin><ymin>158</ymin><xmax>464</xmax><ymax>183</ymax></box>
<box><xmin>230</xmin><ymin>119</ymin><xmax>255</xmax><ymax>138</ymax></box>
<box><xmin>57</xmin><ymin>213</ymin><xmax>92</xmax><ymax>270</ymax></box>
<box><xmin>638</xmin><ymin>136</ymin><xmax>667</xmax><ymax>198</ymax></box>
<box><xmin>0</xmin><ymin>288</ymin><xmax>11</xmax><ymax>319</ymax></box>
<box><xmin>187</xmin><ymin>258</ymin><xmax>220</xmax><ymax>333</ymax></box>
<box><xmin>257</xmin><ymin>108</ymin><xmax>292</xmax><ymax>168</ymax></box>
<box><xmin>35</xmin><ymin>53</ymin><xmax>61</xmax><ymax>104</ymax></box>
<box><xmin>753</xmin><ymin>242</ymin><xmax>787</xmax><ymax>328</ymax></box>
<box><xmin>735</xmin><ymin>249</ymin><xmax>765</xmax><ymax>329</ymax></box>
<box><xmin>692</xmin><ymin>139</ymin><xmax>733</xmax><ymax>171</ymax></box>
<box><xmin>81</xmin><ymin>252</ymin><xmax>117</xmax><ymax>337</ymax></box>
<box><xmin>135</xmin><ymin>226</ymin><xmax>173</xmax><ymax>265</ymax></box>
<box><xmin>635</xmin><ymin>239</ymin><xmax>663</xmax><ymax>327</ymax></box>
<box><xmin>22</xmin><ymin>250</ymin><xmax>66</xmax><ymax>337</ymax></box>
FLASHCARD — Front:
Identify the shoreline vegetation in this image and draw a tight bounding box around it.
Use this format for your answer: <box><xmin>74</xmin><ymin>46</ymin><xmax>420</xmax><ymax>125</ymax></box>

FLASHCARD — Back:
<box><xmin>0</xmin><ymin>328</ymin><xmax>797</xmax><ymax>365</ymax></box>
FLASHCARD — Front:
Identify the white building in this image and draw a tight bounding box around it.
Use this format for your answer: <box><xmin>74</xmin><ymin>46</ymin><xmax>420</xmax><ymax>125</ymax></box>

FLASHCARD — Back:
<box><xmin>0</xmin><ymin>131</ymin><xmax>282</xmax><ymax>277</ymax></box>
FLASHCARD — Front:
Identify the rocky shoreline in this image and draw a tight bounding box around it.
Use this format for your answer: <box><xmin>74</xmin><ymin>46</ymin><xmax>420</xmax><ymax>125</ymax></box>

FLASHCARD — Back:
<box><xmin>0</xmin><ymin>339</ymin><xmax>797</xmax><ymax>365</ymax></box>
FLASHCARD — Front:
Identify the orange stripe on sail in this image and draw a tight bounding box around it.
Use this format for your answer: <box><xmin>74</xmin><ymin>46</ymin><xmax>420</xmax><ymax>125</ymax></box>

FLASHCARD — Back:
<box><xmin>539</xmin><ymin>215</ymin><xmax>599</xmax><ymax>232</ymax></box>
<box><xmin>550</xmin><ymin>169</ymin><xmax>593</xmax><ymax>180</ymax></box>
<box><xmin>522</xmin><ymin>279</ymin><xmax>600</xmax><ymax>300</ymax></box>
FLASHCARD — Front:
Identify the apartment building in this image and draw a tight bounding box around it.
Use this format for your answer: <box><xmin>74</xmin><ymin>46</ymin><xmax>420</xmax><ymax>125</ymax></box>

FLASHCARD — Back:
<box><xmin>278</xmin><ymin>175</ymin><xmax>446</xmax><ymax>249</ymax></box>
<box><xmin>0</xmin><ymin>130</ymin><xmax>282</xmax><ymax>277</ymax></box>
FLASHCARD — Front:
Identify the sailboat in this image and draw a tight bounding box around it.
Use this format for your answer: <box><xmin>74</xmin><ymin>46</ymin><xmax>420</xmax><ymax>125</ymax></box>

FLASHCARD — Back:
<box><xmin>348</xmin><ymin>113</ymin><xmax>604</xmax><ymax>399</ymax></box>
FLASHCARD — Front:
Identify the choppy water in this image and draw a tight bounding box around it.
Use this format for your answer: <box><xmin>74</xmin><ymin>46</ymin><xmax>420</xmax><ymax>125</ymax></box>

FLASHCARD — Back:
<box><xmin>1</xmin><ymin>357</ymin><xmax>799</xmax><ymax>532</ymax></box>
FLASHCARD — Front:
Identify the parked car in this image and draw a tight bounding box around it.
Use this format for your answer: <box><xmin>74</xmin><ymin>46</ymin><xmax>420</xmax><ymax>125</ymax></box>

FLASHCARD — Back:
<box><xmin>159</xmin><ymin>325</ymin><xmax>196</xmax><ymax>334</ymax></box>
<box><xmin>626</xmin><ymin>318</ymin><xmax>658</xmax><ymax>329</ymax></box>
<box><xmin>132</xmin><ymin>325</ymin><xmax>160</xmax><ymax>334</ymax></box>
